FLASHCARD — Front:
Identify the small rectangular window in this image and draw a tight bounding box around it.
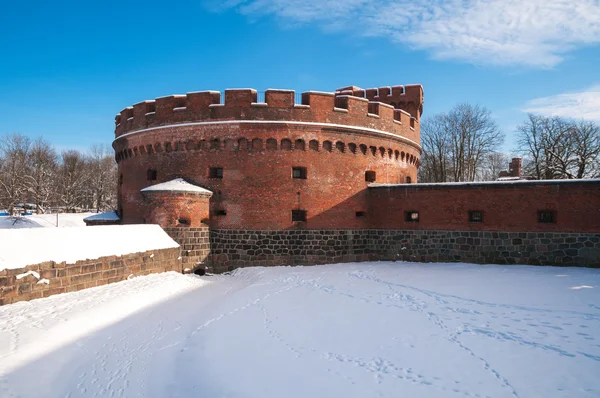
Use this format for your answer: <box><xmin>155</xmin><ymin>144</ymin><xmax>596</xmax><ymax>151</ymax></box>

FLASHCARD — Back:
<box><xmin>292</xmin><ymin>167</ymin><xmax>307</xmax><ymax>179</ymax></box>
<box><xmin>216</xmin><ymin>210</ymin><xmax>227</xmax><ymax>216</ymax></box>
<box><xmin>355</xmin><ymin>211</ymin><xmax>366</xmax><ymax>217</ymax></box>
<box><xmin>405</xmin><ymin>176</ymin><xmax>412</xmax><ymax>184</ymax></box>
<box><xmin>292</xmin><ymin>209</ymin><xmax>307</xmax><ymax>222</ymax></box>
<box><xmin>147</xmin><ymin>169</ymin><xmax>157</xmax><ymax>181</ymax></box>
<box><xmin>538</xmin><ymin>210</ymin><xmax>555</xmax><ymax>223</ymax></box>
<box><xmin>365</xmin><ymin>171</ymin><xmax>376</xmax><ymax>182</ymax></box>
<box><xmin>469</xmin><ymin>211</ymin><xmax>483</xmax><ymax>223</ymax></box>
<box><xmin>405</xmin><ymin>211</ymin><xmax>419</xmax><ymax>222</ymax></box>
<box><xmin>209</xmin><ymin>167</ymin><xmax>223</xmax><ymax>179</ymax></box>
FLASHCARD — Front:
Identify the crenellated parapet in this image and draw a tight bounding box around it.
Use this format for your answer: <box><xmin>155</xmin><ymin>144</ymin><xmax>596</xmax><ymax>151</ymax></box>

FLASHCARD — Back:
<box><xmin>335</xmin><ymin>84</ymin><xmax>423</xmax><ymax>119</ymax></box>
<box><xmin>114</xmin><ymin>87</ymin><xmax>422</xmax><ymax>143</ymax></box>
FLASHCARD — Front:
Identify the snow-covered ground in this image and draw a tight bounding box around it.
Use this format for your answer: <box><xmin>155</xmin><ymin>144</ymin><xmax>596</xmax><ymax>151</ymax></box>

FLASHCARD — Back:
<box><xmin>1</xmin><ymin>262</ymin><xmax>599</xmax><ymax>398</ymax></box>
<box><xmin>0</xmin><ymin>212</ymin><xmax>95</xmax><ymax>229</ymax></box>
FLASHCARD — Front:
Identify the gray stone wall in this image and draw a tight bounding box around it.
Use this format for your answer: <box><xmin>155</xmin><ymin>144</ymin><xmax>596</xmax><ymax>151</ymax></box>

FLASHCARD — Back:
<box><xmin>164</xmin><ymin>227</ymin><xmax>211</xmax><ymax>271</ymax></box>
<box><xmin>209</xmin><ymin>229</ymin><xmax>600</xmax><ymax>272</ymax></box>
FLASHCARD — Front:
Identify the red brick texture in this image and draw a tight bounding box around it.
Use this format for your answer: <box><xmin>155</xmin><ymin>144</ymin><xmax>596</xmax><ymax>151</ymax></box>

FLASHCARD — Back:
<box><xmin>113</xmin><ymin>87</ymin><xmax>423</xmax><ymax>230</ymax></box>
<box><xmin>368</xmin><ymin>180</ymin><xmax>600</xmax><ymax>233</ymax></box>
<box><xmin>0</xmin><ymin>248</ymin><xmax>181</xmax><ymax>306</ymax></box>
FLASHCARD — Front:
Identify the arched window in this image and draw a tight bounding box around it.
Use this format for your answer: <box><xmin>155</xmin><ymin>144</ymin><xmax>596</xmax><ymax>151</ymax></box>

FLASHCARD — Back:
<box><xmin>295</xmin><ymin>139</ymin><xmax>305</xmax><ymax>151</ymax></box>
<box><xmin>266</xmin><ymin>138</ymin><xmax>278</xmax><ymax>150</ymax></box>
<box><xmin>309</xmin><ymin>140</ymin><xmax>319</xmax><ymax>151</ymax></box>
<box><xmin>323</xmin><ymin>141</ymin><xmax>333</xmax><ymax>152</ymax></box>
<box><xmin>281</xmin><ymin>138</ymin><xmax>292</xmax><ymax>150</ymax></box>
<box><xmin>336</xmin><ymin>141</ymin><xmax>345</xmax><ymax>153</ymax></box>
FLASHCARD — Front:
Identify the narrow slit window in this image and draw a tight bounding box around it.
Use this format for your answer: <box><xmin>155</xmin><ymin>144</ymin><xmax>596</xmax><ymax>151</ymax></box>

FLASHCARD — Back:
<box><xmin>469</xmin><ymin>211</ymin><xmax>483</xmax><ymax>223</ymax></box>
<box><xmin>405</xmin><ymin>176</ymin><xmax>412</xmax><ymax>184</ymax></box>
<box><xmin>147</xmin><ymin>169</ymin><xmax>157</xmax><ymax>181</ymax></box>
<box><xmin>292</xmin><ymin>209</ymin><xmax>307</xmax><ymax>222</ymax></box>
<box><xmin>405</xmin><ymin>211</ymin><xmax>419</xmax><ymax>222</ymax></box>
<box><xmin>209</xmin><ymin>167</ymin><xmax>223</xmax><ymax>179</ymax></box>
<box><xmin>292</xmin><ymin>167</ymin><xmax>307</xmax><ymax>179</ymax></box>
<box><xmin>216</xmin><ymin>210</ymin><xmax>227</xmax><ymax>216</ymax></box>
<box><xmin>538</xmin><ymin>210</ymin><xmax>555</xmax><ymax>223</ymax></box>
<box><xmin>365</xmin><ymin>171</ymin><xmax>376</xmax><ymax>182</ymax></box>
<box><xmin>356</xmin><ymin>211</ymin><xmax>366</xmax><ymax>217</ymax></box>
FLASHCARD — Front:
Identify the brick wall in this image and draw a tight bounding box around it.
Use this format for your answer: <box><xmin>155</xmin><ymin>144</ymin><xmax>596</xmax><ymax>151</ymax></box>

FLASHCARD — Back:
<box><xmin>368</xmin><ymin>180</ymin><xmax>600</xmax><ymax>233</ymax></box>
<box><xmin>164</xmin><ymin>226</ymin><xmax>211</xmax><ymax>271</ymax></box>
<box><xmin>0</xmin><ymin>247</ymin><xmax>181</xmax><ymax>306</ymax></box>
<box><xmin>208</xmin><ymin>229</ymin><xmax>600</xmax><ymax>272</ymax></box>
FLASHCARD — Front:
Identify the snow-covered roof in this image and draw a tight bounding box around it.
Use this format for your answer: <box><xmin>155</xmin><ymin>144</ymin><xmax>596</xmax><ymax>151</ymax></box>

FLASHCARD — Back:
<box><xmin>83</xmin><ymin>211</ymin><xmax>120</xmax><ymax>222</ymax></box>
<box><xmin>140</xmin><ymin>178</ymin><xmax>212</xmax><ymax>195</ymax></box>
<box><xmin>369</xmin><ymin>178</ymin><xmax>600</xmax><ymax>189</ymax></box>
<box><xmin>0</xmin><ymin>225</ymin><xmax>179</xmax><ymax>271</ymax></box>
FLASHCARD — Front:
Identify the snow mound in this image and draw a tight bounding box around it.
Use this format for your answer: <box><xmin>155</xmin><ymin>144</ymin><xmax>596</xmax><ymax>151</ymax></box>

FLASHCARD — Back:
<box><xmin>141</xmin><ymin>178</ymin><xmax>212</xmax><ymax>194</ymax></box>
<box><xmin>0</xmin><ymin>225</ymin><xmax>179</xmax><ymax>271</ymax></box>
<box><xmin>83</xmin><ymin>211</ymin><xmax>120</xmax><ymax>222</ymax></box>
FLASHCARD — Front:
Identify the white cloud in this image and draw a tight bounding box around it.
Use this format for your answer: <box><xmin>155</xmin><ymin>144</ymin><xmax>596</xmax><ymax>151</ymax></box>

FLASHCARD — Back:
<box><xmin>214</xmin><ymin>0</ymin><xmax>600</xmax><ymax>68</ymax></box>
<box><xmin>523</xmin><ymin>86</ymin><xmax>600</xmax><ymax>121</ymax></box>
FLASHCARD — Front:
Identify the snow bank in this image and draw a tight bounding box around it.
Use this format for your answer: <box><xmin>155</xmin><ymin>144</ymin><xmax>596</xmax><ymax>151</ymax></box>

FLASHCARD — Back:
<box><xmin>140</xmin><ymin>178</ymin><xmax>212</xmax><ymax>194</ymax></box>
<box><xmin>82</xmin><ymin>210</ymin><xmax>120</xmax><ymax>222</ymax></box>
<box><xmin>0</xmin><ymin>225</ymin><xmax>179</xmax><ymax>271</ymax></box>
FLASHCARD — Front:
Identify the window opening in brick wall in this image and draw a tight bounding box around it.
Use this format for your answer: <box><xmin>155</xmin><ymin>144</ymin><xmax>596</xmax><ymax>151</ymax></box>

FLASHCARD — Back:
<box><xmin>469</xmin><ymin>211</ymin><xmax>483</xmax><ymax>223</ymax></box>
<box><xmin>292</xmin><ymin>167</ymin><xmax>307</xmax><ymax>179</ymax></box>
<box><xmin>292</xmin><ymin>209</ymin><xmax>307</xmax><ymax>222</ymax></box>
<box><xmin>538</xmin><ymin>210</ymin><xmax>556</xmax><ymax>223</ymax></box>
<box><xmin>405</xmin><ymin>176</ymin><xmax>412</xmax><ymax>183</ymax></box>
<box><xmin>356</xmin><ymin>211</ymin><xmax>366</xmax><ymax>217</ymax></box>
<box><xmin>147</xmin><ymin>169</ymin><xmax>157</xmax><ymax>181</ymax></box>
<box><xmin>209</xmin><ymin>167</ymin><xmax>223</xmax><ymax>179</ymax></box>
<box><xmin>178</xmin><ymin>218</ymin><xmax>190</xmax><ymax>225</ymax></box>
<box><xmin>365</xmin><ymin>170</ymin><xmax>376</xmax><ymax>182</ymax></box>
<box><xmin>216</xmin><ymin>209</ymin><xmax>227</xmax><ymax>216</ymax></box>
<box><xmin>405</xmin><ymin>211</ymin><xmax>419</xmax><ymax>222</ymax></box>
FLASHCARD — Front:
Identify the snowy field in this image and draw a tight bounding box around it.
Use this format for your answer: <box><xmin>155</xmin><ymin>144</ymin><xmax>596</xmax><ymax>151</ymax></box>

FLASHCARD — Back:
<box><xmin>1</xmin><ymin>262</ymin><xmax>599</xmax><ymax>398</ymax></box>
<box><xmin>0</xmin><ymin>213</ymin><xmax>95</xmax><ymax>229</ymax></box>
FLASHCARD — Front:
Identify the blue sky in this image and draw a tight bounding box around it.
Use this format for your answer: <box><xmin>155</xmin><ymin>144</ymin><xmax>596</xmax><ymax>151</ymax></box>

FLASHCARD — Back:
<box><xmin>1</xmin><ymin>0</ymin><xmax>599</xmax><ymax>153</ymax></box>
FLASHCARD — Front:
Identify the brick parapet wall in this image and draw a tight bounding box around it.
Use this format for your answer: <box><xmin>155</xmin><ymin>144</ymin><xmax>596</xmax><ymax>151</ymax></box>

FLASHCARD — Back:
<box><xmin>114</xmin><ymin>87</ymin><xmax>422</xmax><ymax>145</ymax></box>
<box><xmin>209</xmin><ymin>229</ymin><xmax>600</xmax><ymax>272</ymax></box>
<box><xmin>0</xmin><ymin>247</ymin><xmax>181</xmax><ymax>306</ymax></box>
<box><xmin>164</xmin><ymin>227</ymin><xmax>211</xmax><ymax>270</ymax></box>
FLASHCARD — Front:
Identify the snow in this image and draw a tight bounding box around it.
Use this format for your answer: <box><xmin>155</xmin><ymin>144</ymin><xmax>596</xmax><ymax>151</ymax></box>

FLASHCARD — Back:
<box><xmin>140</xmin><ymin>178</ymin><xmax>212</xmax><ymax>194</ymax></box>
<box><xmin>15</xmin><ymin>271</ymin><xmax>40</xmax><ymax>280</ymax></box>
<box><xmin>82</xmin><ymin>211</ymin><xmax>120</xmax><ymax>222</ymax></box>
<box><xmin>0</xmin><ymin>262</ymin><xmax>599</xmax><ymax>397</ymax></box>
<box><xmin>0</xmin><ymin>225</ymin><xmax>179</xmax><ymax>271</ymax></box>
<box><xmin>0</xmin><ymin>212</ymin><xmax>95</xmax><ymax>229</ymax></box>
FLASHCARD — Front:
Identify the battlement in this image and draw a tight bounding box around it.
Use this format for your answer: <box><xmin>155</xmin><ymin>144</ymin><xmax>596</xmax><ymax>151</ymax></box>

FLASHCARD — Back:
<box><xmin>335</xmin><ymin>84</ymin><xmax>423</xmax><ymax>119</ymax></box>
<box><xmin>114</xmin><ymin>86</ymin><xmax>422</xmax><ymax>144</ymax></box>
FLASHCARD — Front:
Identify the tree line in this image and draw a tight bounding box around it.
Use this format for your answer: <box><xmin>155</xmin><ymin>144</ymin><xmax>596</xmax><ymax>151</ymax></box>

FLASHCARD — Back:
<box><xmin>418</xmin><ymin>104</ymin><xmax>600</xmax><ymax>182</ymax></box>
<box><xmin>0</xmin><ymin>133</ymin><xmax>117</xmax><ymax>215</ymax></box>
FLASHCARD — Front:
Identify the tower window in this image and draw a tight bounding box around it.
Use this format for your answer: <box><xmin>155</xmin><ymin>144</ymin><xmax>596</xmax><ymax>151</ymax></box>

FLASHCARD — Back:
<box><xmin>365</xmin><ymin>171</ymin><xmax>376</xmax><ymax>182</ymax></box>
<box><xmin>405</xmin><ymin>176</ymin><xmax>412</xmax><ymax>184</ymax></box>
<box><xmin>216</xmin><ymin>209</ymin><xmax>227</xmax><ymax>216</ymax></box>
<box><xmin>538</xmin><ymin>210</ymin><xmax>555</xmax><ymax>223</ymax></box>
<box><xmin>292</xmin><ymin>167</ymin><xmax>307</xmax><ymax>179</ymax></box>
<box><xmin>209</xmin><ymin>167</ymin><xmax>223</xmax><ymax>179</ymax></box>
<box><xmin>356</xmin><ymin>211</ymin><xmax>366</xmax><ymax>217</ymax></box>
<box><xmin>292</xmin><ymin>209</ymin><xmax>307</xmax><ymax>222</ymax></box>
<box><xmin>469</xmin><ymin>211</ymin><xmax>483</xmax><ymax>223</ymax></box>
<box><xmin>405</xmin><ymin>211</ymin><xmax>419</xmax><ymax>222</ymax></box>
<box><xmin>147</xmin><ymin>169</ymin><xmax>157</xmax><ymax>181</ymax></box>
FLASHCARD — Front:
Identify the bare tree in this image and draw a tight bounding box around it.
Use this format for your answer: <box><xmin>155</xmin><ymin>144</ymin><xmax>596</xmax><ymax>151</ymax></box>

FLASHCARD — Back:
<box><xmin>57</xmin><ymin>150</ymin><xmax>88</xmax><ymax>212</ymax></box>
<box><xmin>419</xmin><ymin>116</ymin><xmax>451</xmax><ymax>183</ymax></box>
<box><xmin>0</xmin><ymin>134</ymin><xmax>32</xmax><ymax>215</ymax></box>
<box><xmin>478</xmin><ymin>152</ymin><xmax>509</xmax><ymax>181</ymax></box>
<box><xmin>86</xmin><ymin>144</ymin><xmax>118</xmax><ymax>212</ymax></box>
<box><xmin>517</xmin><ymin>114</ymin><xmax>600</xmax><ymax>179</ymax></box>
<box><xmin>418</xmin><ymin>104</ymin><xmax>504</xmax><ymax>182</ymax></box>
<box><xmin>27</xmin><ymin>137</ymin><xmax>57</xmax><ymax>213</ymax></box>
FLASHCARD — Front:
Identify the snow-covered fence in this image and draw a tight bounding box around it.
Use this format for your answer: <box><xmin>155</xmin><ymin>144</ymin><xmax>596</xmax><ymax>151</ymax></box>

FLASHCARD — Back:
<box><xmin>0</xmin><ymin>225</ymin><xmax>182</xmax><ymax>305</ymax></box>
